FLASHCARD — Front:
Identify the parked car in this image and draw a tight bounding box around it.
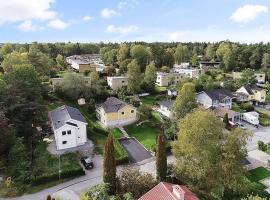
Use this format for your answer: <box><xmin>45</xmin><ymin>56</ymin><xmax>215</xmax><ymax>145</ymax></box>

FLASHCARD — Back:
<box><xmin>80</xmin><ymin>157</ymin><xmax>94</xmax><ymax>170</ymax></box>
<box><xmin>236</xmin><ymin>123</ymin><xmax>247</xmax><ymax>130</ymax></box>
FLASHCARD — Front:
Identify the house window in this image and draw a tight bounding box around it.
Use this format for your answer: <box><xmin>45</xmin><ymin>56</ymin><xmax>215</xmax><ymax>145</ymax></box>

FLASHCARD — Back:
<box><xmin>62</xmin><ymin>131</ymin><xmax>66</xmax><ymax>136</ymax></box>
<box><xmin>67</xmin><ymin>130</ymin><xmax>71</xmax><ymax>135</ymax></box>
<box><xmin>122</xmin><ymin>112</ymin><xmax>125</xmax><ymax>115</ymax></box>
<box><xmin>122</xmin><ymin>81</ymin><xmax>125</xmax><ymax>83</ymax></box>
<box><xmin>131</xmin><ymin>110</ymin><xmax>134</xmax><ymax>113</ymax></box>
<box><xmin>62</xmin><ymin>141</ymin><xmax>67</xmax><ymax>144</ymax></box>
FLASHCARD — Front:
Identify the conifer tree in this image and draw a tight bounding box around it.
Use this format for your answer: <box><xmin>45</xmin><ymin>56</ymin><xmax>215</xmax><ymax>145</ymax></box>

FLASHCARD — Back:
<box><xmin>103</xmin><ymin>133</ymin><xmax>116</xmax><ymax>193</ymax></box>
<box><xmin>156</xmin><ymin>134</ymin><xmax>167</xmax><ymax>181</ymax></box>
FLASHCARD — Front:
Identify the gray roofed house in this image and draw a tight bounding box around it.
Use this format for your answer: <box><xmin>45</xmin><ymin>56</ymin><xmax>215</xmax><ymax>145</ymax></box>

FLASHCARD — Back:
<box><xmin>49</xmin><ymin>105</ymin><xmax>87</xmax><ymax>130</ymax></box>
<box><xmin>48</xmin><ymin>105</ymin><xmax>88</xmax><ymax>150</ymax></box>
<box><xmin>96</xmin><ymin>97</ymin><xmax>128</xmax><ymax>113</ymax></box>
<box><xmin>197</xmin><ymin>89</ymin><xmax>233</xmax><ymax>109</ymax></box>
<box><xmin>157</xmin><ymin>100</ymin><xmax>175</xmax><ymax>118</ymax></box>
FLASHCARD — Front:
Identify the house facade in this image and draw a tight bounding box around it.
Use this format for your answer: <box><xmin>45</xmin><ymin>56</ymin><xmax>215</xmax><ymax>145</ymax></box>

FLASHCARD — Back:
<box><xmin>197</xmin><ymin>89</ymin><xmax>233</xmax><ymax>109</ymax></box>
<box><xmin>139</xmin><ymin>182</ymin><xmax>199</xmax><ymax>200</ymax></box>
<box><xmin>49</xmin><ymin>105</ymin><xmax>88</xmax><ymax>150</ymax></box>
<box><xmin>157</xmin><ymin>100</ymin><xmax>175</xmax><ymax>118</ymax></box>
<box><xmin>66</xmin><ymin>54</ymin><xmax>105</xmax><ymax>73</ymax></box>
<box><xmin>156</xmin><ymin>72</ymin><xmax>186</xmax><ymax>87</ymax></box>
<box><xmin>172</xmin><ymin>64</ymin><xmax>200</xmax><ymax>79</ymax></box>
<box><xmin>211</xmin><ymin>107</ymin><xmax>242</xmax><ymax>124</ymax></box>
<box><xmin>233</xmin><ymin>72</ymin><xmax>265</xmax><ymax>83</ymax></box>
<box><xmin>199</xmin><ymin>61</ymin><xmax>221</xmax><ymax>71</ymax></box>
<box><xmin>96</xmin><ymin>97</ymin><xmax>137</xmax><ymax>128</ymax></box>
<box><xmin>236</xmin><ymin>85</ymin><xmax>266</xmax><ymax>103</ymax></box>
<box><xmin>107</xmin><ymin>76</ymin><xmax>128</xmax><ymax>90</ymax></box>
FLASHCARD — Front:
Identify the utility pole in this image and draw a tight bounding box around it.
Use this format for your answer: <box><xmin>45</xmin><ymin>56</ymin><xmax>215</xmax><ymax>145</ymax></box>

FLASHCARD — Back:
<box><xmin>59</xmin><ymin>154</ymin><xmax>61</xmax><ymax>180</ymax></box>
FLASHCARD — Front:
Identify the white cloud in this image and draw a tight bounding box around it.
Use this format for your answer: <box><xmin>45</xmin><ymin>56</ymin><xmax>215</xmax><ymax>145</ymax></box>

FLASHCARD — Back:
<box><xmin>118</xmin><ymin>0</ymin><xmax>138</xmax><ymax>10</ymax></box>
<box><xmin>169</xmin><ymin>31</ymin><xmax>192</xmax><ymax>40</ymax></box>
<box><xmin>82</xmin><ymin>16</ymin><xmax>93</xmax><ymax>21</ymax></box>
<box><xmin>0</xmin><ymin>0</ymin><xmax>56</xmax><ymax>24</ymax></box>
<box><xmin>106</xmin><ymin>25</ymin><xmax>138</xmax><ymax>35</ymax></box>
<box><xmin>101</xmin><ymin>8</ymin><xmax>120</xmax><ymax>19</ymax></box>
<box><xmin>230</xmin><ymin>4</ymin><xmax>268</xmax><ymax>23</ymax></box>
<box><xmin>17</xmin><ymin>20</ymin><xmax>40</xmax><ymax>31</ymax></box>
<box><xmin>47</xmin><ymin>19</ymin><xmax>69</xmax><ymax>29</ymax></box>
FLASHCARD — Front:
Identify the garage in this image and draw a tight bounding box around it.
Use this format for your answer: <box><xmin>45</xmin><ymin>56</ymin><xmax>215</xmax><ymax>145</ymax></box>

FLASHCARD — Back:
<box><xmin>119</xmin><ymin>137</ymin><xmax>153</xmax><ymax>163</ymax></box>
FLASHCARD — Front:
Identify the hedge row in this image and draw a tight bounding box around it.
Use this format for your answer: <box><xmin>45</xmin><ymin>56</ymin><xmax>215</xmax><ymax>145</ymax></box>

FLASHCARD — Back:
<box><xmin>114</xmin><ymin>138</ymin><xmax>129</xmax><ymax>165</ymax></box>
<box><xmin>31</xmin><ymin>168</ymin><xmax>85</xmax><ymax>185</ymax></box>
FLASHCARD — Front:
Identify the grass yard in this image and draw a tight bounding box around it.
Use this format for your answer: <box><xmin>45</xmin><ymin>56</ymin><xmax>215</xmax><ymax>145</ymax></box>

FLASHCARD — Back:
<box><xmin>247</xmin><ymin>167</ymin><xmax>270</xmax><ymax>190</ymax></box>
<box><xmin>141</xmin><ymin>94</ymin><xmax>158</xmax><ymax>105</ymax></box>
<box><xmin>155</xmin><ymin>86</ymin><xmax>167</xmax><ymax>93</ymax></box>
<box><xmin>124</xmin><ymin>121</ymin><xmax>161</xmax><ymax>151</ymax></box>
<box><xmin>111</xmin><ymin>128</ymin><xmax>123</xmax><ymax>138</ymax></box>
<box><xmin>255</xmin><ymin>107</ymin><xmax>270</xmax><ymax>126</ymax></box>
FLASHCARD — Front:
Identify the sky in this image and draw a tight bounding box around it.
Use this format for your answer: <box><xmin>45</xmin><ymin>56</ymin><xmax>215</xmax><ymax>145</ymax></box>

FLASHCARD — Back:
<box><xmin>0</xmin><ymin>0</ymin><xmax>270</xmax><ymax>43</ymax></box>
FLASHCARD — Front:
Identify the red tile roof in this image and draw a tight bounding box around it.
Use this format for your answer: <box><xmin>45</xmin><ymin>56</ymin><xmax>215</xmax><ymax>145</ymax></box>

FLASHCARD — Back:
<box><xmin>138</xmin><ymin>182</ymin><xmax>199</xmax><ymax>200</ymax></box>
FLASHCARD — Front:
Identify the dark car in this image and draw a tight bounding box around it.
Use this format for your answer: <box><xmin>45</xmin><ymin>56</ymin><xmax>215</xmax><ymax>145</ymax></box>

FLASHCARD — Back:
<box><xmin>80</xmin><ymin>156</ymin><xmax>94</xmax><ymax>170</ymax></box>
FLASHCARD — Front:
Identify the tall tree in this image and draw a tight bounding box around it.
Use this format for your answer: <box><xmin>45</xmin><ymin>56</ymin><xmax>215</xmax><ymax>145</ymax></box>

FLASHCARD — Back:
<box><xmin>240</xmin><ymin>69</ymin><xmax>256</xmax><ymax>85</ymax></box>
<box><xmin>163</xmin><ymin>48</ymin><xmax>175</xmax><ymax>68</ymax></box>
<box><xmin>156</xmin><ymin>134</ymin><xmax>167</xmax><ymax>181</ymax></box>
<box><xmin>174</xmin><ymin>44</ymin><xmax>189</xmax><ymax>64</ymax></box>
<box><xmin>216</xmin><ymin>42</ymin><xmax>231</xmax><ymax>61</ymax></box>
<box><xmin>55</xmin><ymin>54</ymin><xmax>66</xmax><ymax>69</ymax></box>
<box><xmin>127</xmin><ymin>59</ymin><xmax>141</xmax><ymax>94</ymax></box>
<box><xmin>8</xmin><ymin>137</ymin><xmax>30</xmax><ymax>183</ymax></box>
<box><xmin>0</xmin><ymin>43</ymin><xmax>13</xmax><ymax>59</ymax></box>
<box><xmin>117</xmin><ymin>44</ymin><xmax>130</xmax><ymax>62</ymax></box>
<box><xmin>130</xmin><ymin>44</ymin><xmax>150</xmax><ymax>71</ymax></box>
<box><xmin>173</xmin><ymin>108</ymin><xmax>249</xmax><ymax>197</ymax></box>
<box><xmin>172</xmin><ymin>82</ymin><xmax>197</xmax><ymax>120</ymax></box>
<box><xmin>0</xmin><ymin>111</ymin><xmax>11</xmax><ymax>154</ymax></box>
<box><xmin>262</xmin><ymin>53</ymin><xmax>270</xmax><ymax>69</ymax></box>
<box><xmin>2</xmin><ymin>51</ymin><xmax>29</xmax><ymax>72</ymax></box>
<box><xmin>103</xmin><ymin>134</ymin><xmax>116</xmax><ymax>193</ymax></box>
<box><xmin>144</xmin><ymin>62</ymin><xmax>156</xmax><ymax>92</ymax></box>
<box><xmin>205</xmin><ymin>44</ymin><xmax>216</xmax><ymax>60</ymax></box>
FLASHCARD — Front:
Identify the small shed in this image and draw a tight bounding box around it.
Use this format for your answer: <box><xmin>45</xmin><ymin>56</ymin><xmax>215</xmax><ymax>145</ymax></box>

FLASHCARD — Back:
<box><xmin>78</xmin><ymin>98</ymin><xmax>86</xmax><ymax>105</ymax></box>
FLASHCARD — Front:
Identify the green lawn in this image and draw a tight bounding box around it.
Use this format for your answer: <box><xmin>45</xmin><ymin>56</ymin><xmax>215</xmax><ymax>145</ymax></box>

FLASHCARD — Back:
<box><xmin>141</xmin><ymin>95</ymin><xmax>158</xmax><ymax>105</ymax></box>
<box><xmin>247</xmin><ymin>167</ymin><xmax>270</xmax><ymax>190</ymax></box>
<box><xmin>124</xmin><ymin>121</ymin><xmax>161</xmax><ymax>151</ymax></box>
<box><xmin>111</xmin><ymin>128</ymin><xmax>123</xmax><ymax>138</ymax></box>
<box><xmin>259</xmin><ymin>117</ymin><xmax>270</xmax><ymax>126</ymax></box>
<box><xmin>155</xmin><ymin>86</ymin><xmax>167</xmax><ymax>93</ymax></box>
<box><xmin>151</xmin><ymin>111</ymin><xmax>163</xmax><ymax>123</ymax></box>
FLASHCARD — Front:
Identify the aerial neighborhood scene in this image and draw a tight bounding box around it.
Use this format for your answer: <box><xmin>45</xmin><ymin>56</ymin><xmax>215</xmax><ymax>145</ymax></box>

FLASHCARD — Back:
<box><xmin>2</xmin><ymin>1</ymin><xmax>270</xmax><ymax>200</ymax></box>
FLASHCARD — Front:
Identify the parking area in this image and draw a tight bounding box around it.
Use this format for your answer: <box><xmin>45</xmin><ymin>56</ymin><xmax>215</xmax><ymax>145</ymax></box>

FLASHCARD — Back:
<box><xmin>119</xmin><ymin>137</ymin><xmax>153</xmax><ymax>163</ymax></box>
<box><xmin>247</xmin><ymin>126</ymin><xmax>270</xmax><ymax>151</ymax></box>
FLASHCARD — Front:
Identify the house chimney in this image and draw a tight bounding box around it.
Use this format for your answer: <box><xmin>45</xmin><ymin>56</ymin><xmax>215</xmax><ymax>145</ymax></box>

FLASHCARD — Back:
<box><xmin>172</xmin><ymin>185</ymin><xmax>185</xmax><ymax>200</ymax></box>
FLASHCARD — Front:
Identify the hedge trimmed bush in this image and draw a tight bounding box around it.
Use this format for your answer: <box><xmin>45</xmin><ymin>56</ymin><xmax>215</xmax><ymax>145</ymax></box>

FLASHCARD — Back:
<box><xmin>31</xmin><ymin>168</ymin><xmax>85</xmax><ymax>185</ymax></box>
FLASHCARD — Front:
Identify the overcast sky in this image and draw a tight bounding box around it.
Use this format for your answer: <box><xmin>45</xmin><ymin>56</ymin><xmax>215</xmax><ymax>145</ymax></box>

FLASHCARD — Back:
<box><xmin>0</xmin><ymin>0</ymin><xmax>270</xmax><ymax>43</ymax></box>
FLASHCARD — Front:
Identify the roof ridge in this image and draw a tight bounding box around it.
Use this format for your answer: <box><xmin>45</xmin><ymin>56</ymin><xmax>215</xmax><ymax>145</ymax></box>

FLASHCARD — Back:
<box><xmin>161</xmin><ymin>182</ymin><xmax>178</xmax><ymax>200</ymax></box>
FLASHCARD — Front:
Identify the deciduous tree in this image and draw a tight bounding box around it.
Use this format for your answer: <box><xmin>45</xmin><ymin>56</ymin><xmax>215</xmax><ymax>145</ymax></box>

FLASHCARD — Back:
<box><xmin>127</xmin><ymin>59</ymin><xmax>141</xmax><ymax>94</ymax></box>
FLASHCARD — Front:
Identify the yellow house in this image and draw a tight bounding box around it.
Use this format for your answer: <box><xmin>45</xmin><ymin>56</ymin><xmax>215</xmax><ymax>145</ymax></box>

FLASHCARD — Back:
<box><xmin>236</xmin><ymin>85</ymin><xmax>266</xmax><ymax>103</ymax></box>
<box><xmin>96</xmin><ymin>97</ymin><xmax>137</xmax><ymax>127</ymax></box>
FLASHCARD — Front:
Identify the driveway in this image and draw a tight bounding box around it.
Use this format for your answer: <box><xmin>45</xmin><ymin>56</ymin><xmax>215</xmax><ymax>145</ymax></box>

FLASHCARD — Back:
<box><xmin>247</xmin><ymin>126</ymin><xmax>270</xmax><ymax>152</ymax></box>
<box><xmin>119</xmin><ymin>137</ymin><xmax>153</xmax><ymax>163</ymax></box>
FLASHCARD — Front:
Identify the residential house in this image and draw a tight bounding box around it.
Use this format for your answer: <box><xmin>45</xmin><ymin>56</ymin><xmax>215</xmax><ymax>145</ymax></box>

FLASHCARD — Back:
<box><xmin>172</xmin><ymin>63</ymin><xmax>201</xmax><ymax>78</ymax></box>
<box><xmin>236</xmin><ymin>85</ymin><xmax>266</xmax><ymax>103</ymax></box>
<box><xmin>211</xmin><ymin>107</ymin><xmax>242</xmax><ymax>124</ymax></box>
<box><xmin>66</xmin><ymin>54</ymin><xmax>106</xmax><ymax>73</ymax></box>
<box><xmin>48</xmin><ymin>105</ymin><xmax>88</xmax><ymax>150</ymax></box>
<box><xmin>199</xmin><ymin>61</ymin><xmax>221</xmax><ymax>72</ymax></box>
<box><xmin>51</xmin><ymin>77</ymin><xmax>91</xmax><ymax>90</ymax></box>
<box><xmin>96</xmin><ymin>97</ymin><xmax>137</xmax><ymax>128</ymax></box>
<box><xmin>156</xmin><ymin>72</ymin><xmax>186</xmax><ymax>87</ymax></box>
<box><xmin>107</xmin><ymin>76</ymin><xmax>128</xmax><ymax>90</ymax></box>
<box><xmin>157</xmin><ymin>100</ymin><xmax>175</xmax><ymax>118</ymax></box>
<box><xmin>197</xmin><ymin>89</ymin><xmax>234</xmax><ymax>109</ymax></box>
<box><xmin>232</xmin><ymin>71</ymin><xmax>265</xmax><ymax>83</ymax></box>
<box><xmin>139</xmin><ymin>182</ymin><xmax>199</xmax><ymax>200</ymax></box>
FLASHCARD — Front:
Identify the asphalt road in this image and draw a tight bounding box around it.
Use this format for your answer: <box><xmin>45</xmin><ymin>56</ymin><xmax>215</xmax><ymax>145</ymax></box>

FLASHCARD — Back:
<box><xmin>119</xmin><ymin>138</ymin><xmax>153</xmax><ymax>163</ymax></box>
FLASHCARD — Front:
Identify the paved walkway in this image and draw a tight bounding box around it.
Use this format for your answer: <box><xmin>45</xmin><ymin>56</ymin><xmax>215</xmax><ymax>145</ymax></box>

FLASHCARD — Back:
<box><xmin>118</xmin><ymin>127</ymin><xmax>129</xmax><ymax>137</ymax></box>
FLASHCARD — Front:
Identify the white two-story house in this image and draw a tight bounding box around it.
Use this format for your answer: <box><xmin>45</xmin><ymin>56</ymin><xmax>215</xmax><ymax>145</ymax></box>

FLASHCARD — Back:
<box><xmin>197</xmin><ymin>89</ymin><xmax>233</xmax><ymax>109</ymax></box>
<box><xmin>157</xmin><ymin>100</ymin><xmax>175</xmax><ymax>118</ymax></box>
<box><xmin>49</xmin><ymin>105</ymin><xmax>88</xmax><ymax>150</ymax></box>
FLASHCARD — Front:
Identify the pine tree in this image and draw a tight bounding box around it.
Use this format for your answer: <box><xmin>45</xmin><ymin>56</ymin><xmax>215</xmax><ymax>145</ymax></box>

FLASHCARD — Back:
<box><xmin>103</xmin><ymin>134</ymin><xmax>116</xmax><ymax>194</ymax></box>
<box><xmin>156</xmin><ymin>134</ymin><xmax>167</xmax><ymax>181</ymax></box>
<box><xmin>223</xmin><ymin>113</ymin><xmax>229</xmax><ymax>129</ymax></box>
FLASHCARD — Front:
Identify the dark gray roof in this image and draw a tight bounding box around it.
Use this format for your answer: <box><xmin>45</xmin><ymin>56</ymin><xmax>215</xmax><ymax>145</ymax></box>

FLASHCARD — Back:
<box><xmin>204</xmin><ymin>89</ymin><xmax>234</xmax><ymax>101</ymax></box>
<box><xmin>158</xmin><ymin>100</ymin><xmax>175</xmax><ymax>109</ymax></box>
<box><xmin>243</xmin><ymin>85</ymin><xmax>264</xmax><ymax>95</ymax></box>
<box><xmin>97</xmin><ymin>97</ymin><xmax>128</xmax><ymax>113</ymax></box>
<box><xmin>49</xmin><ymin>105</ymin><xmax>87</xmax><ymax>130</ymax></box>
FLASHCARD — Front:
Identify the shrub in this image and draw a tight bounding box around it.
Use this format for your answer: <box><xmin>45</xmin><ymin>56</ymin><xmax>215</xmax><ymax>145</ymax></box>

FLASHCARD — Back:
<box><xmin>114</xmin><ymin>139</ymin><xmax>129</xmax><ymax>165</ymax></box>
<box><xmin>258</xmin><ymin>141</ymin><xmax>267</xmax><ymax>152</ymax></box>
<box><xmin>240</xmin><ymin>103</ymin><xmax>254</xmax><ymax>112</ymax></box>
